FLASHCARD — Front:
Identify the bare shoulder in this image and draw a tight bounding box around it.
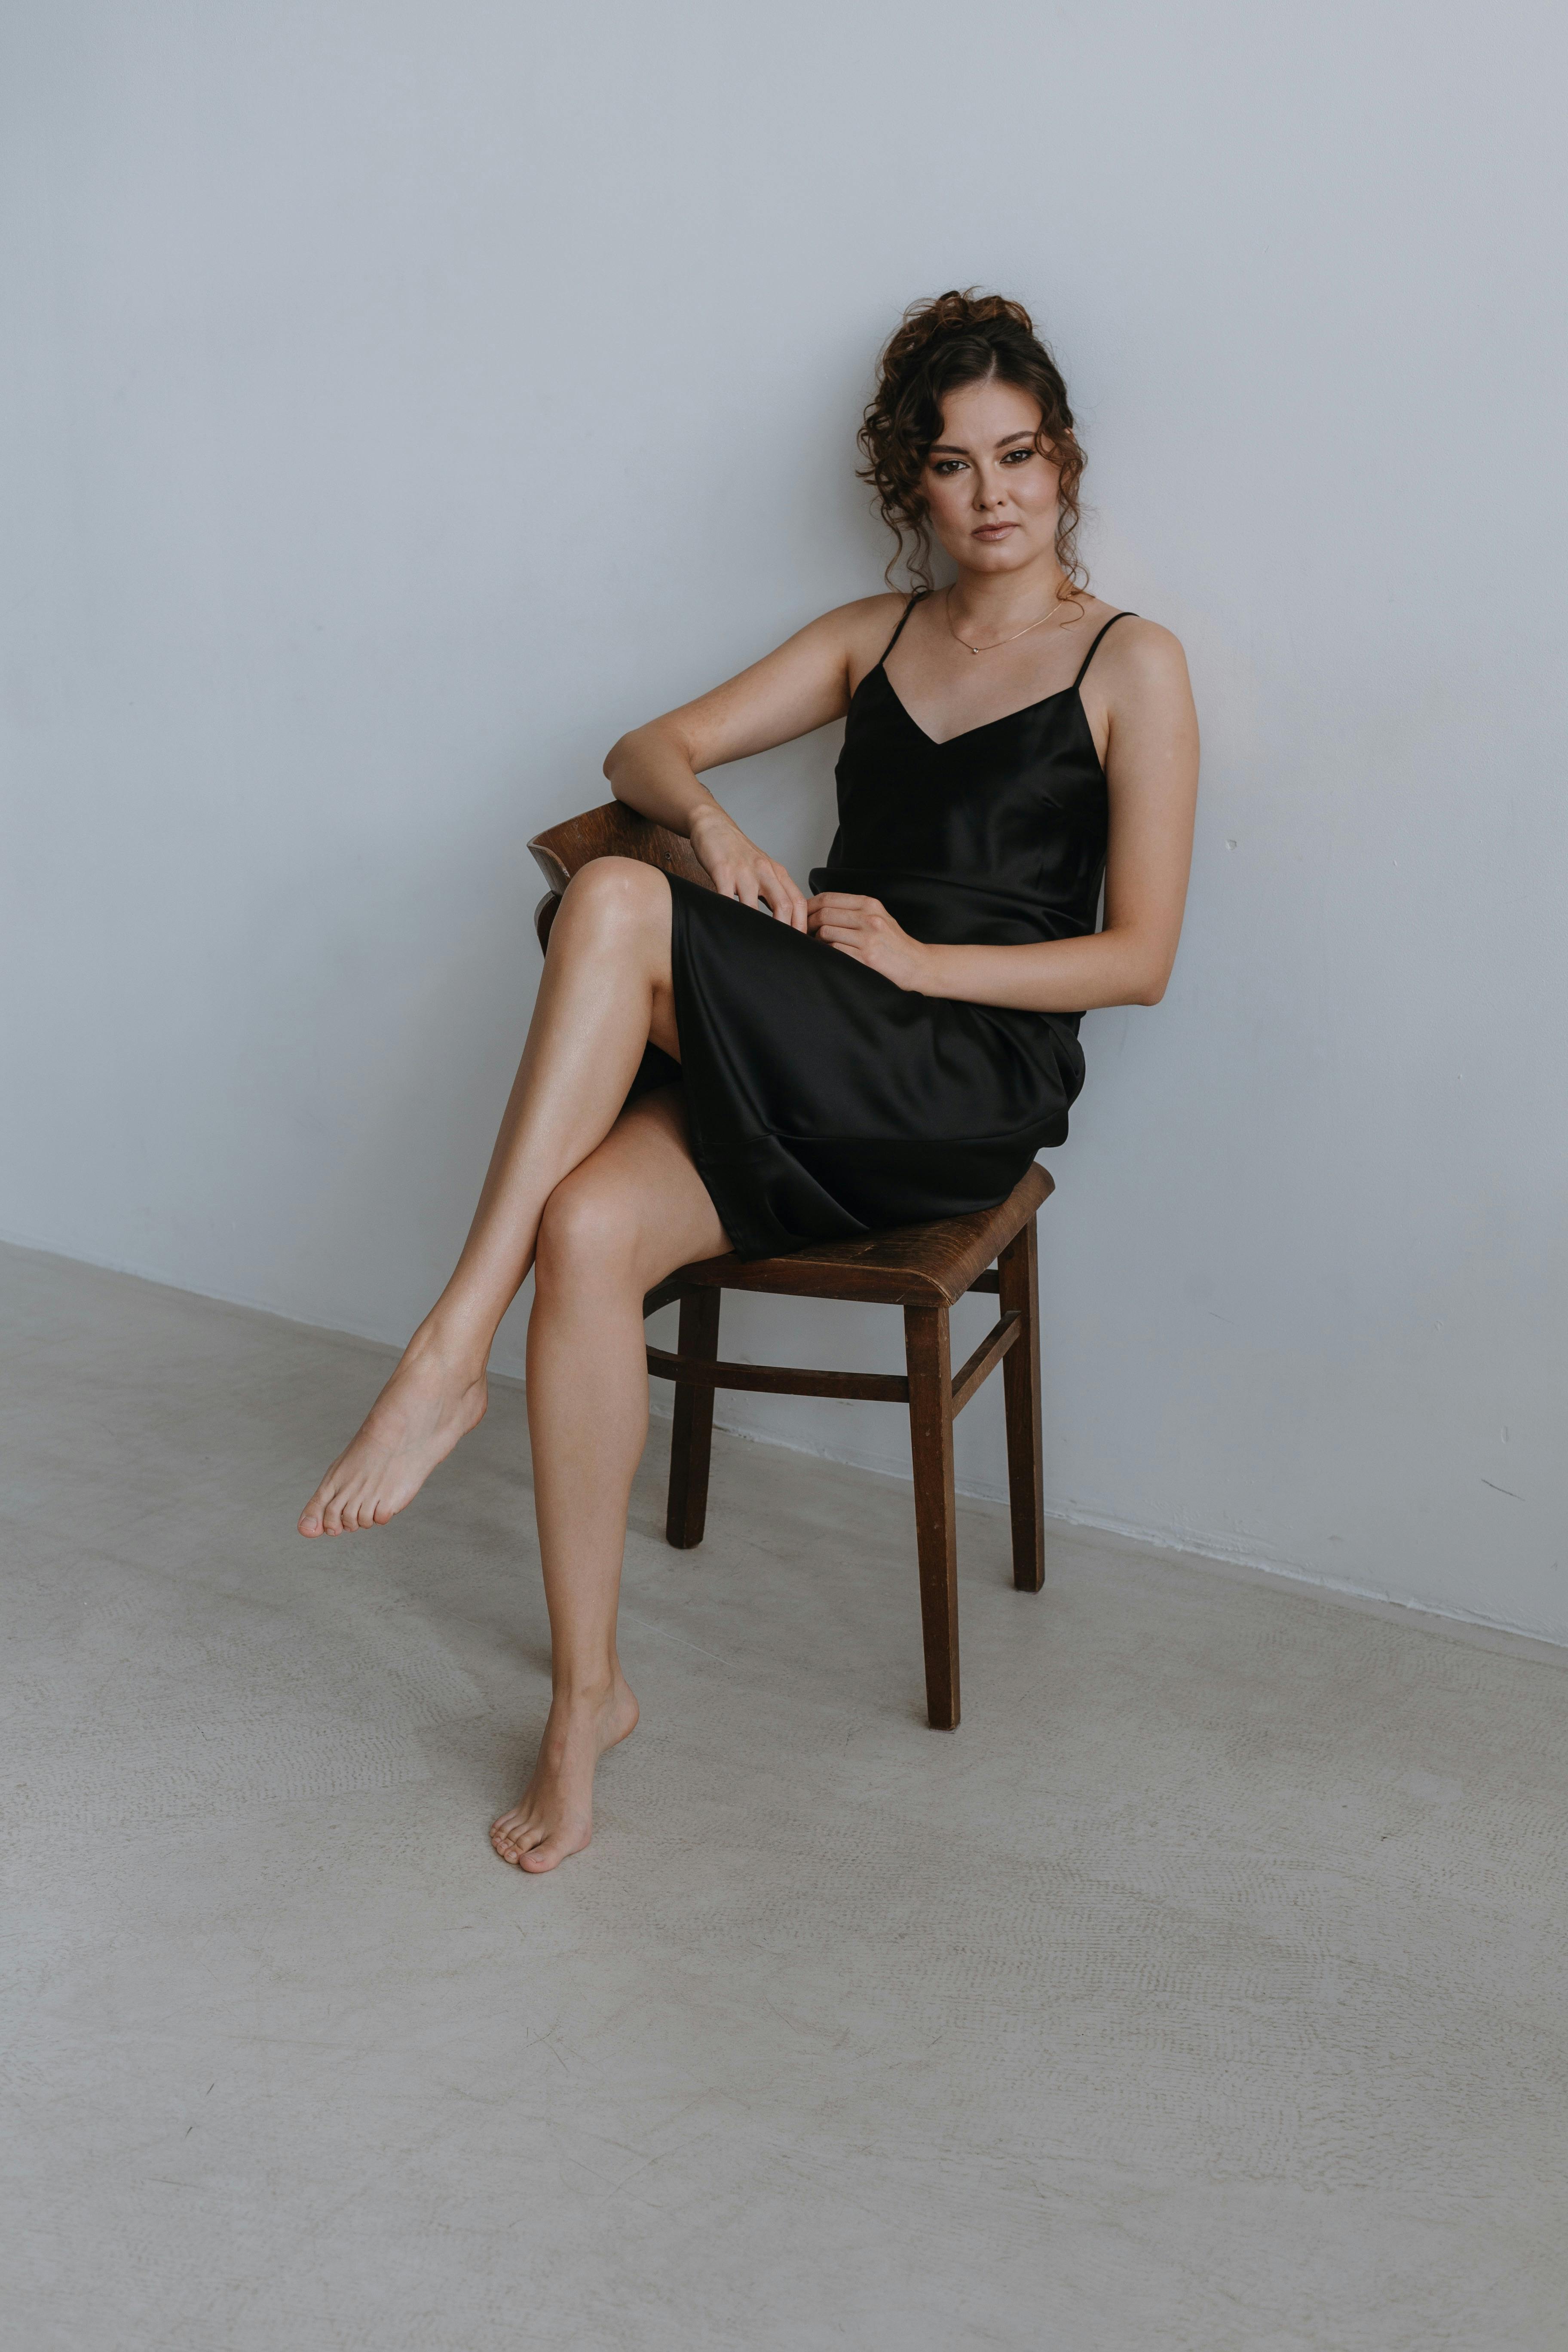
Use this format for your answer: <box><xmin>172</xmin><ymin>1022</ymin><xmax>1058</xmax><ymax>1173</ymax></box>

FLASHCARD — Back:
<box><xmin>793</xmin><ymin>589</ymin><xmax>909</xmax><ymax>686</ymax></box>
<box><xmin>1088</xmin><ymin>611</ymin><xmax>1199</xmax><ymax>787</ymax></box>
<box><xmin>1093</xmin><ymin>611</ymin><xmax>1191</xmax><ymax>693</ymax></box>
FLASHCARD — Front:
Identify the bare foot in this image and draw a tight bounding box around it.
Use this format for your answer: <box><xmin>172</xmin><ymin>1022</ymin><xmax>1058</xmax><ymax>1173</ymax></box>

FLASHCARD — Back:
<box><xmin>297</xmin><ymin>1331</ymin><xmax>488</xmax><ymax>1536</ymax></box>
<box><xmin>490</xmin><ymin>1676</ymin><xmax>640</xmax><ymax>1873</ymax></box>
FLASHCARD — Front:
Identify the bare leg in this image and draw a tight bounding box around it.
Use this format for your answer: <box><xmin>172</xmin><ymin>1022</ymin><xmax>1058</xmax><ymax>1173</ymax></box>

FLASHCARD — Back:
<box><xmin>298</xmin><ymin>859</ymin><xmax>686</xmax><ymax>1537</ymax></box>
<box><xmin>490</xmin><ymin>1086</ymin><xmax>730</xmax><ymax>1871</ymax></box>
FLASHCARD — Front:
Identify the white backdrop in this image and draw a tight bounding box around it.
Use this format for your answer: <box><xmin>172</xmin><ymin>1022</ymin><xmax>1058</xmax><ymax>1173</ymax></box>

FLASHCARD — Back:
<box><xmin>4</xmin><ymin>1</ymin><xmax>1564</xmax><ymax>1638</ymax></box>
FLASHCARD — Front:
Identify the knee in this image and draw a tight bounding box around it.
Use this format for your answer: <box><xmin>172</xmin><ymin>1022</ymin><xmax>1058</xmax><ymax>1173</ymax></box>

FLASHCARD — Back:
<box><xmin>534</xmin><ymin>1169</ymin><xmax>643</xmax><ymax>1297</ymax></box>
<box><xmin>557</xmin><ymin>856</ymin><xmax>668</xmax><ymax>940</ymax></box>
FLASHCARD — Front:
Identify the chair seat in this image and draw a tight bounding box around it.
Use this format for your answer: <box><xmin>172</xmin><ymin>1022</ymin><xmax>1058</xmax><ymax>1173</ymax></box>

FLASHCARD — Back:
<box><xmin>664</xmin><ymin>1164</ymin><xmax>1053</xmax><ymax>1307</ymax></box>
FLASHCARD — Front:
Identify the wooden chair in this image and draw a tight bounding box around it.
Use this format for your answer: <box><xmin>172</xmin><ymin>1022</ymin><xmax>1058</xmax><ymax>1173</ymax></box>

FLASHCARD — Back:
<box><xmin>528</xmin><ymin>802</ymin><xmax>1053</xmax><ymax>1730</ymax></box>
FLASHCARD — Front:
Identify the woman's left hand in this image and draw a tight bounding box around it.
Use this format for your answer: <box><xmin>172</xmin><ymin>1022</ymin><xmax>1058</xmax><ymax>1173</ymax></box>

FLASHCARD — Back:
<box><xmin>806</xmin><ymin>893</ymin><xmax>933</xmax><ymax>993</ymax></box>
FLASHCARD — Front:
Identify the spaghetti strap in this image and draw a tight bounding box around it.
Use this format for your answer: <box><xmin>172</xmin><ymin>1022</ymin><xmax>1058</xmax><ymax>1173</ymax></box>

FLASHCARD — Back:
<box><xmin>877</xmin><ymin>591</ymin><xmax>927</xmax><ymax>665</ymax></box>
<box><xmin>1072</xmin><ymin>609</ymin><xmax>1136</xmax><ymax>690</ymax></box>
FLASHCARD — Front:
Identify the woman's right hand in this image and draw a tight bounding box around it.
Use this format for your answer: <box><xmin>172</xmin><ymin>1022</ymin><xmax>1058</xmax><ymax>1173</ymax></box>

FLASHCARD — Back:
<box><xmin>688</xmin><ymin>804</ymin><xmax>811</xmax><ymax>931</ymax></box>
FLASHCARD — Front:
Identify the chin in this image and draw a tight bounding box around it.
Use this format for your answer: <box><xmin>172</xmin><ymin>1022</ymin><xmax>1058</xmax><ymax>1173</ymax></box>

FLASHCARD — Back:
<box><xmin>960</xmin><ymin>537</ymin><xmax>1037</xmax><ymax>571</ymax></box>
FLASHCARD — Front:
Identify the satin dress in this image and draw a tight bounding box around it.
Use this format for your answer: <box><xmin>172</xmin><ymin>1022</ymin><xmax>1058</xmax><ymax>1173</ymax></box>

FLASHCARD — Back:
<box><xmin>632</xmin><ymin>600</ymin><xmax>1134</xmax><ymax>1260</ymax></box>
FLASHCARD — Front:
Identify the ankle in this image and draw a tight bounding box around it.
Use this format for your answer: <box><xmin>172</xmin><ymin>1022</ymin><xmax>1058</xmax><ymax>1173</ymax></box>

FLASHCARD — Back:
<box><xmin>406</xmin><ymin>1311</ymin><xmax>490</xmax><ymax>1382</ymax></box>
<box><xmin>550</xmin><ymin>1670</ymin><xmax>619</xmax><ymax>1709</ymax></box>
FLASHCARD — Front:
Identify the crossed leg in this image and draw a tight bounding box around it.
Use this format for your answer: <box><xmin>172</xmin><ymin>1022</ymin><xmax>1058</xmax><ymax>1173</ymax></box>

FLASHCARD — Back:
<box><xmin>295</xmin><ymin>856</ymin><xmax>733</xmax><ymax>1870</ymax></box>
<box><xmin>489</xmin><ymin>1082</ymin><xmax>729</xmax><ymax>1870</ymax></box>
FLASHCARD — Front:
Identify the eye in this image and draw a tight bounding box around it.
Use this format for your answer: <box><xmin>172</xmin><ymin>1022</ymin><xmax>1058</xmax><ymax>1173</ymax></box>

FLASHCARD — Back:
<box><xmin>930</xmin><ymin>457</ymin><xmax>967</xmax><ymax>476</ymax></box>
<box><xmin>1001</xmin><ymin>447</ymin><xmax>1035</xmax><ymax>464</ymax></box>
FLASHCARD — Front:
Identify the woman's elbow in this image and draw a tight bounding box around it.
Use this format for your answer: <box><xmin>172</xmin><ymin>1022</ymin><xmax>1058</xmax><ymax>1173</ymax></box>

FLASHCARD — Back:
<box><xmin>1099</xmin><ymin>924</ymin><xmax>1176</xmax><ymax>1008</ymax></box>
<box><xmin>603</xmin><ymin>716</ymin><xmax>685</xmax><ymax>788</ymax></box>
<box><xmin>1130</xmin><ymin>956</ymin><xmax>1175</xmax><ymax>1007</ymax></box>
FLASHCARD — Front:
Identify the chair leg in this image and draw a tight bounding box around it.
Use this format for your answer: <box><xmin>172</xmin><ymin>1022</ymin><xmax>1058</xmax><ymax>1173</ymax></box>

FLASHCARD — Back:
<box><xmin>665</xmin><ymin>1289</ymin><xmax>720</xmax><ymax>1548</ymax></box>
<box><xmin>998</xmin><ymin>1213</ymin><xmax>1045</xmax><ymax>1593</ymax></box>
<box><xmin>903</xmin><ymin>1303</ymin><xmax>960</xmax><ymax>1730</ymax></box>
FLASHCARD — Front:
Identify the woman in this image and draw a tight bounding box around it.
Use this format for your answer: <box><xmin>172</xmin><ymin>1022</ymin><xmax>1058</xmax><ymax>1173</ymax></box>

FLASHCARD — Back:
<box><xmin>298</xmin><ymin>290</ymin><xmax>1200</xmax><ymax>1873</ymax></box>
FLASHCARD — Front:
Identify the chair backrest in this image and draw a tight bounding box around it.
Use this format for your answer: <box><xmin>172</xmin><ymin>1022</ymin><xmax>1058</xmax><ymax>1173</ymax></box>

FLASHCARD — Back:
<box><xmin>528</xmin><ymin>800</ymin><xmax>714</xmax><ymax>897</ymax></box>
<box><xmin>527</xmin><ymin>800</ymin><xmax>714</xmax><ymax>953</ymax></box>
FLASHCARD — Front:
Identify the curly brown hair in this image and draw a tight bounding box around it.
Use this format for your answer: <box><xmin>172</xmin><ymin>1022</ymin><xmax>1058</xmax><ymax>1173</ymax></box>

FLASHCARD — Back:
<box><xmin>857</xmin><ymin>288</ymin><xmax>1087</xmax><ymax>596</ymax></box>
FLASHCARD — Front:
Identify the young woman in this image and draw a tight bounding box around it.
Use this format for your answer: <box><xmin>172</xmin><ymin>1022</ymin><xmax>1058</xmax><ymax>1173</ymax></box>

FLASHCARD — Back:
<box><xmin>298</xmin><ymin>290</ymin><xmax>1200</xmax><ymax>1873</ymax></box>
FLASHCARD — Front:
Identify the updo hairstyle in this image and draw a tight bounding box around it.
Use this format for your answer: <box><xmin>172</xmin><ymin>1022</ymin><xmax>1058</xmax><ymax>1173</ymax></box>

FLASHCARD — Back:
<box><xmin>857</xmin><ymin>289</ymin><xmax>1086</xmax><ymax>595</ymax></box>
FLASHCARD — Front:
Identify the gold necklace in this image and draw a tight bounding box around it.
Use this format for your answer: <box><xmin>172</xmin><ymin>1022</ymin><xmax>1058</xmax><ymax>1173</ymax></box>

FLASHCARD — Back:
<box><xmin>944</xmin><ymin>583</ymin><xmax>1075</xmax><ymax>656</ymax></box>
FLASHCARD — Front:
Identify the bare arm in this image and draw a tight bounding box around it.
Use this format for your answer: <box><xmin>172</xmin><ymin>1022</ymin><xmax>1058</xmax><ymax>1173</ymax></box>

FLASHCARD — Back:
<box><xmin>808</xmin><ymin>621</ymin><xmax>1200</xmax><ymax>1010</ymax></box>
<box><xmin>603</xmin><ymin>595</ymin><xmax>904</xmax><ymax>931</ymax></box>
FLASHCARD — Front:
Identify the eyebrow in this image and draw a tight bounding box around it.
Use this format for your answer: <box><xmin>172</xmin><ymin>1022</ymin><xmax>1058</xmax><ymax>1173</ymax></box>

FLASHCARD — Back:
<box><xmin>928</xmin><ymin>431</ymin><xmax>1038</xmax><ymax>455</ymax></box>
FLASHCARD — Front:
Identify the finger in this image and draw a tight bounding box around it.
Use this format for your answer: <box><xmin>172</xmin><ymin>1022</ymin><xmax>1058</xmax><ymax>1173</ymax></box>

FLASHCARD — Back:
<box><xmin>755</xmin><ymin>869</ymin><xmax>791</xmax><ymax>922</ymax></box>
<box><xmin>771</xmin><ymin>885</ymin><xmax>811</xmax><ymax>932</ymax></box>
<box><xmin>756</xmin><ymin>863</ymin><xmax>795</xmax><ymax>916</ymax></box>
<box><xmin>760</xmin><ymin>865</ymin><xmax>811</xmax><ymax>929</ymax></box>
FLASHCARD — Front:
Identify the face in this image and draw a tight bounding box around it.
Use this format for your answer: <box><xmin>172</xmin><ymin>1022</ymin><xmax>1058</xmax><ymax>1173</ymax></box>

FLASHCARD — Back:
<box><xmin>921</xmin><ymin>375</ymin><xmax>1062</xmax><ymax>578</ymax></box>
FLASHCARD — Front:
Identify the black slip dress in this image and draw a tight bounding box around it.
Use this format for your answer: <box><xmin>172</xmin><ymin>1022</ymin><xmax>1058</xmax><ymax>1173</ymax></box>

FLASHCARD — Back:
<box><xmin>631</xmin><ymin>598</ymin><xmax>1135</xmax><ymax>1259</ymax></box>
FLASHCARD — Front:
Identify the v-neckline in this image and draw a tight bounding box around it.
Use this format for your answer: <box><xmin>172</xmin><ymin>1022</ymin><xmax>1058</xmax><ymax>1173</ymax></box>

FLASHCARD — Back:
<box><xmin>873</xmin><ymin>662</ymin><xmax>1083</xmax><ymax>751</ymax></box>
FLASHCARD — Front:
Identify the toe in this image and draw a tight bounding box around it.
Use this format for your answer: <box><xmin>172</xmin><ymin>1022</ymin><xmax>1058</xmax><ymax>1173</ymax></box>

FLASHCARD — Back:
<box><xmin>521</xmin><ymin>1837</ymin><xmax>570</xmax><ymax>1873</ymax></box>
<box><xmin>300</xmin><ymin>1482</ymin><xmax>336</xmax><ymax>1535</ymax></box>
<box><xmin>526</xmin><ymin>1819</ymin><xmax>590</xmax><ymax>1872</ymax></box>
<box><xmin>490</xmin><ymin>1811</ymin><xmax>546</xmax><ymax>1866</ymax></box>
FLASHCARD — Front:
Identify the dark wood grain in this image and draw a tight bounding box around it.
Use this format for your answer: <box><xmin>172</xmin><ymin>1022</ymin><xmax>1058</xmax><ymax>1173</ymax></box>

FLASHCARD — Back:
<box><xmin>949</xmin><ymin>1311</ymin><xmax>1020</xmax><ymax>1418</ymax></box>
<box><xmin>528</xmin><ymin>800</ymin><xmax>714</xmax><ymax>899</ymax></box>
<box><xmin>671</xmin><ymin>1165</ymin><xmax>1054</xmax><ymax>1308</ymax></box>
<box><xmin>904</xmin><ymin>1304</ymin><xmax>960</xmax><ymax>1730</ymax></box>
<box><xmin>665</xmin><ymin>1289</ymin><xmax>721</xmax><ymax>1548</ymax></box>
<box><xmin>646</xmin><ymin>1347</ymin><xmax>910</xmax><ymax>1404</ymax></box>
<box><xmin>998</xmin><ymin>1213</ymin><xmax>1045</xmax><ymax>1594</ymax></box>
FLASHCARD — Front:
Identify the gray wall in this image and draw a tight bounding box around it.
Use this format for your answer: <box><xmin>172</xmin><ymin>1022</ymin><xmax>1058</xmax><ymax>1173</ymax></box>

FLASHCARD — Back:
<box><xmin>4</xmin><ymin>2</ymin><xmax>1564</xmax><ymax>1638</ymax></box>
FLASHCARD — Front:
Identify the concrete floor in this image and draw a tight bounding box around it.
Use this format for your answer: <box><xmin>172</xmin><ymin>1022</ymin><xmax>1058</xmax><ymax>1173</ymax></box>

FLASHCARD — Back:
<box><xmin>4</xmin><ymin>1244</ymin><xmax>1567</xmax><ymax>2352</ymax></box>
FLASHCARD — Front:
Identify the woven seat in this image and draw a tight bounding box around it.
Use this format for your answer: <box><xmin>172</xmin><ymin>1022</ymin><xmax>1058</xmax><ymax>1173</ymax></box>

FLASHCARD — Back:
<box><xmin>529</xmin><ymin>802</ymin><xmax>1054</xmax><ymax>1730</ymax></box>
